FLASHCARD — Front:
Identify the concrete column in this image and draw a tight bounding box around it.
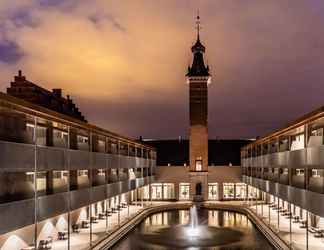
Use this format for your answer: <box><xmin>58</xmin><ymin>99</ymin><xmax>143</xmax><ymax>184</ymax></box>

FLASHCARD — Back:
<box><xmin>46</xmin><ymin>122</ymin><xmax>53</xmax><ymax>146</ymax></box>
<box><xmin>218</xmin><ymin>182</ymin><xmax>223</xmax><ymax>201</ymax></box>
<box><xmin>69</xmin><ymin>128</ymin><xmax>78</xmax><ymax>149</ymax></box>
<box><xmin>70</xmin><ymin>170</ymin><xmax>78</xmax><ymax>190</ymax></box>
<box><xmin>46</xmin><ymin>171</ymin><xmax>54</xmax><ymax>194</ymax></box>
<box><xmin>174</xmin><ymin>182</ymin><xmax>179</xmax><ymax>200</ymax></box>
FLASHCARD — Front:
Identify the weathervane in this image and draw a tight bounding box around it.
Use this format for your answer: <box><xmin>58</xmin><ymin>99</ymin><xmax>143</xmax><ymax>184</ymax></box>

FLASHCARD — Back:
<box><xmin>196</xmin><ymin>9</ymin><xmax>201</xmax><ymax>40</ymax></box>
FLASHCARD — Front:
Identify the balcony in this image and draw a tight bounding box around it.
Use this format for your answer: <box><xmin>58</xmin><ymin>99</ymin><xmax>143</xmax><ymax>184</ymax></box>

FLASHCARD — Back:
<box><xmin>291</xmin><ymin>175</ymin><xmax>305</xmax><ymax>189</ymax></box>
<box><xmin>37</xmin><ymin>146</ymin><xmax>66</xmax><ymax>170</ymax></box>
<box><xmin>245</xmin><ymin>176</ymin><xmax>324</xmax><ymax>218</ymax></box>
<box><xmin>288</xmin><ymin>149</ymin><xmax>307</xmax><ymax>167</ymax></box>
<box><xmin>0</xmin><ymin>140</ymin><xmax>34</xmax><ymax>170</ymax></box>
<box><xmin>92</xmin><ymin>152</ymin><xmax>106</xmax><ymax>169</ymax></box>
<box><xmin>69</xmin><ymin>149</ymin><xmax>90</xmax><ymax>170</ymax></box>
<box><xmin>279</xmin><ymin>174</ymin><xmax>289</xmax><ymax>185</ymax></box>
<box><xmin>309</xmin><ymin>177</ymin><xmax>324</xmax><ymax>193</ymax></box>
<box><xmin>268</xmin><ymin>172</ymin><xmax>278</xmax><ymax>182</ymax></box>
<box><xmin>37</xmin><ymin>192</ymin><xmax>69</xmax><ymax>221</ymax></box>
<box><xmin>0</xmin><ymin>198</ymin><xmax>35</xmax><ymax>234</ymax></box>
<box><xmin>91</xmin><ymin>185</ymin><xmax>106</xmax><ymax>203</ymax></box>
<box><xmin>307</xmin><ymin>145</ymin><xmax>324</xmax><ymax>167</ymax></box>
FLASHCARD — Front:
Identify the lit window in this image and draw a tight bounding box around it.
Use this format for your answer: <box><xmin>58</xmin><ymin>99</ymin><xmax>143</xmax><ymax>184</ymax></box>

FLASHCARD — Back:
<box><xmin>208</xmin><ymin>183</ymin><xmax>218</xmax><ymax>200</ymax></box>
<box><xmin>312</xmin><ymin>169</ymin><xmax>320</xmax><ymax>177</ymax></box>
<box><xmin>179</xmin><ymin>183</ymin><xmax>190</xmax><ymax>200</ymax></box>
<box><xmin>296</xmin><ymin>169</ymin><xmax>304</xmax><ymax>176</ymax></box>
<box><xmin>195</xmin><ymin>159</ymin><xmax>202</xmax><ymax>171</ymax></box>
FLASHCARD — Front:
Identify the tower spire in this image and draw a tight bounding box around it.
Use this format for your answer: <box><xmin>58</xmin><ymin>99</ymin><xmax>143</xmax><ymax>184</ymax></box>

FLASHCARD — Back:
<box><xmin>196</xmin><ymin>10</ymin><xmax>201</xmax><ymax>41</ymax></box>
<box><xmin>186</xmin><ymin>10</ymin><xmax>210</xmax><ymax>77</ymax></box>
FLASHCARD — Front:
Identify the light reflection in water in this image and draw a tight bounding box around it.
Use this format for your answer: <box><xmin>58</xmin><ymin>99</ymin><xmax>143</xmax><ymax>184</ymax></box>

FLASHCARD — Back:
<box><xmin>113</xmin><ymin>208</ymin><xmax>274</xmax><ymax>250</ymax></box>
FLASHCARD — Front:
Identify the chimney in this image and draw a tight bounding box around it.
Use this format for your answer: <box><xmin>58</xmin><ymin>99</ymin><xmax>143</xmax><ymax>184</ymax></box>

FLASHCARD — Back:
<box><xmin>15</xmin><ymin>70</ymin><xmax>26</xmax><ymax>81</ymax></box>
<box><xmin>52</xmin><ymin>88</ymin><xmax>62</xmax><ymax>98</ymax></box>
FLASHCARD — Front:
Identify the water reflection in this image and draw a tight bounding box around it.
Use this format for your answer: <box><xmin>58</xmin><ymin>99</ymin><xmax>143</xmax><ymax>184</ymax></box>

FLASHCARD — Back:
<box><xmin>113</xmin><ymin>208</ymin><xmax>274</xmax><ymax>250</ymax></box>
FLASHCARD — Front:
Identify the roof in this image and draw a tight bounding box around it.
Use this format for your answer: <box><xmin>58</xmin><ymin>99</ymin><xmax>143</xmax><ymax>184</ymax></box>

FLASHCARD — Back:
<box><xmin>241</xmin><ymin>106</ymin><xmax>324</xmax><ymax>150</ymax></box>
<box><xmin>0</xmin><ymin>92</ymin><xmax>154</xmax><ymax>150</ymax></box>
<box><xmin>145</xmin><ymin>139</ymin><xmax>250</xmax><ymax>166</ymax></box>
<box><xmin>186</xmin><ymin>35</ymin><xmax>210</xmax><ymax>77</ymax></box>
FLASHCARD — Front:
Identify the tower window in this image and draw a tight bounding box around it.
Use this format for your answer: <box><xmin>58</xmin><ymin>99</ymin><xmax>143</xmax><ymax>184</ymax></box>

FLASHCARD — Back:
<box><xmin>195</xmin><ymin>158</ymin><xmax>202</xmax><ymax>171</ymax></box>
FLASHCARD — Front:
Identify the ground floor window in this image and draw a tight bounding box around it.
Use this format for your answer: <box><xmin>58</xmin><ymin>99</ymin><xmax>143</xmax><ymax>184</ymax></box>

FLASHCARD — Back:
<box><xmin>248</xmin><ymin>186</ymin><xmax>257</xmax><ymax>199</ymax></box>
<box><xmin>142</xmin><ymin>185</ymin><xmax>150</xmax><ymax>199</ymax></box>
<box><xmin>163</xmin><ymin>183</ymin><xmax>175</xmax><ymax>199</ymax></box>
<box><xmin>235</xmin><ymin>183</ymin><xmax>246</xmax><ymax>199</ymax></box>
<box><xmin>208</xmin><ymin>183</ymin><xmax>218</xmax><ymax>200</ymax></box>
<box><xmin>223</xmin><ymin>183</ymin><xmax>235</xmax><ymax>199</ymax></box>
<box><xmin>151</xmin><ymin>184</ymin><xmax>163</xmax><ymax>200</ymax></box>
<box><xmin>179</xmin><ymin>183</ymin><xmax>190</xmax><ymax>200</ymax></box>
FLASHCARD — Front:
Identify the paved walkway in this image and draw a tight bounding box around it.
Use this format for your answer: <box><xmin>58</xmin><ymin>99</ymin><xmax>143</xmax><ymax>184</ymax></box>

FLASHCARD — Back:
<box><xmin>249</xmin><ymin>203</ymin><xmax>324</xmax><ymax>250</ymax></box>
<box><xmin>50</xmin><ymin>204</ymin><xmax>144</xmax><ymax>250</ymax></box>
<box><xmin>46</xmin><ymin>201</ymin><xmax>324</xmax><ymax>250</ymax></box>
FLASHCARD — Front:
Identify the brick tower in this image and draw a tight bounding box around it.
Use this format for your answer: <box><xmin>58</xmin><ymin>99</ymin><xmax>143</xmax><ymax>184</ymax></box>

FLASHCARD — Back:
<box><xmin>186</xmin><ymin>14</ymin><xmax>211</xmax><ymax>201</ymax></box>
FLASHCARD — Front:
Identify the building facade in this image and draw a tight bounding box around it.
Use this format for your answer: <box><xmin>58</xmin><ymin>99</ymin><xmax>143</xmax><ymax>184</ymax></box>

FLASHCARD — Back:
<box><xmin>0</xmin><ymin>90</ymin><xmax>155</xmax><ymax>250</ymax></box>
<box><xmin>241</xmin><ymin>107</ymin><xmax>324</xmax><ymax>249</ymax></box>
<box><xmin>7</xmin><ymin>70</ymin><xmax>87</xmax><ymax>122</ymax></box>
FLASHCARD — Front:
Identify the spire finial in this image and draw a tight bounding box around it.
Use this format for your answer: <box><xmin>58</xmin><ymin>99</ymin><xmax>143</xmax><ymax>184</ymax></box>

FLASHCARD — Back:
<box><xmin>196</xmin><ymin>10</ymin><xmax>201</xmax><ymax>41</ymax></box>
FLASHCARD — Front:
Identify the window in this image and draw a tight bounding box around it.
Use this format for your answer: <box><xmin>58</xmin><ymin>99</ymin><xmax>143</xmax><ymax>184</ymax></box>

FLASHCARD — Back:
<box><xmin>312</xmin><ymin>169</ymin><xmax>320</xmax><ymax>177</ymax></box>
<box><xmin>97</xmin><ymin>140</ymin><xmax>105</xmax><ymax>152</ymax></box>
<box><xmin>142</xmin><ymin>185</ymin><xmax>150</xmax><ymax>199</ymax></box>
<box><xmin>235</xmin><ymin>183</ymin><xmax>246</xmax><ymax>199</ymax></box>
<box><xmin>151</xmin><ymin>184</ymin><xmax>163</xmax><ymax>200</ymax></box>
<box><xmin>291</xmin><ymin>134</ymin><xmax>305</xmax><ymax>151</ymax></box>
<box><xmin>248</xmin><ymin>186</ymin><xmax>258</xmax><ymax>199</ymax></box>
<box><xmin>208</xmin><ymin>183</ymin><xmax>218</xmax><ymax>200</ymax></box>
<box><xmin>53</xmin><ymin>171</ymin><xmax>69</xmax><ymax>181</ymax></box>
<box><xmin>296</xmin><ymin>169</ymin><xmax>304</xmax><ymax>176</ymax></box>
<box><xmin>98</xmin><ymin>169</ymin><xmax>105</xmax><ymax>176</ymax></box>
<box><xmin>77</xmin><ymin>135</ymin><xmax>89</xmax><ymax>151</ymax></box>
<box><xmin>53</xmin><ymin>129</ymin><xmax>68</xmax><ymax>148</ymax></box>
<box><xmin>179</xmin><ymin>183</ymin><xmax>190</xmax><ymax>200</ymax></box>
<box><xmin>36</xmin><ymin>171</ymin><xmax>47</xmax><ymax>194</ymax></box>
<box><xmin>78</xmin><ymin>170</ymin><xmax>88</xmax><ymax>177</ymax></box>
<box><xmin>128</xmin><ymin>168</ymin><xmax>136</xmax><ymax>179</ymax></box>
<box><xmin>223</xmin><ymin>183</ymin><xmax>235</xmax><ymax>199</ymax></box>
<box><xmin>195</xmin><ymin>157</ymin><xmax>202</xmax><ymax>171</ymax></box>
<box><xmin>163</xmin><ymin>183</ymin><xmax>175</xmax><ymax>199</ymax></box>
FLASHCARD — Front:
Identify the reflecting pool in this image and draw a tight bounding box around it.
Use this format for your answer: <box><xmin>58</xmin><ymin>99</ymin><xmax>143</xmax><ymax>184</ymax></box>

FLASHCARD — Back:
<box><xmin>112</xmin><ymin>208</ymin><xmax>275</xmax><ymax>250</ymax></box>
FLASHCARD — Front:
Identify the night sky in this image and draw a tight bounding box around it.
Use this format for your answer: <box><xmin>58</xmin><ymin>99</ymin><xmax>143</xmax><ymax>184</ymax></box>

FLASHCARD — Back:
<box><xmin>0</xmin><ymin>1</ymin><xmax>324</xmax><ymax>139</ymax></box>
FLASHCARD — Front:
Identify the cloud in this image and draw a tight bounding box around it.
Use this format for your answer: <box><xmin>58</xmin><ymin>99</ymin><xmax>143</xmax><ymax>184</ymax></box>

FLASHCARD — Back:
<box><xmin>0</xmin><ymin>0</ymin><xmax>324</xmax><ymax>139</ymax></box>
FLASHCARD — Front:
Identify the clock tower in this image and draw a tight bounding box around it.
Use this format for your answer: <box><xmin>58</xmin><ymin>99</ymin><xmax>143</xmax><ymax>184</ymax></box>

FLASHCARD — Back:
<box><xmin>186</xmin><ymin>14</ymin><xmax>211</xmax><ymax>201</ymax></box>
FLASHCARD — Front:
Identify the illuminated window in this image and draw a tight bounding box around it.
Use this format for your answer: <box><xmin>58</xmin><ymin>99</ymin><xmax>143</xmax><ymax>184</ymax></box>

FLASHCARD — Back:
<box><xmin>179</xmin><ymin>183</ymin><xmax>190</xmax><ymax>200</ymax></box>
<box><xmin>195</xmin><ymin>158</ymin><xmax>202</xmax><ymax>171</ymax></box>
<box><xmin>163</xmin><ymin>183</ymin><xmax>175</xmax><ymax>199</ymax></box>
<box><xmin>53</xmin><ymin>170</ymin><xmax>69</xmax><ymax>181</ymax></box>
<box><xmin>208</xmin><ymin>183</ymin><xmax>218</xmax><ymax>200</ymax></box>
<box><xmin>151</xmin><ymin>184</ymin><xmax>163</xmax><ymax>200</ymax></box>
<box><xmin>98</xmin><ymin>169</ymin><xmax>105</xmax><ymax>176</ymax></box>
<box><xmin>312</xmin><ymin>169</ymin><xmax>320</xmax><ymax>177</ymax></box>
<box><xmin>78</xmin><ymin>170</ymin><xmax>88</xmax><ymax>177</ymax></box>
<box><xmin>223</xmin><ymin>183</ymin><xmax>234</xmax><ymax>199</ymax></box>
<box><xmin>235</xmin><ymin>183</ymin><xmax>246</xmax><ymax>199</ymax></box>
<box><xmin>128</xmin><ymin>168</ymin><xmax>136</xmax><ymax>179</ymax></box>
<box><xmin>296</xmin><ymin>169</ymin><xmax>304</xmax><ymax>176</ymax></box>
